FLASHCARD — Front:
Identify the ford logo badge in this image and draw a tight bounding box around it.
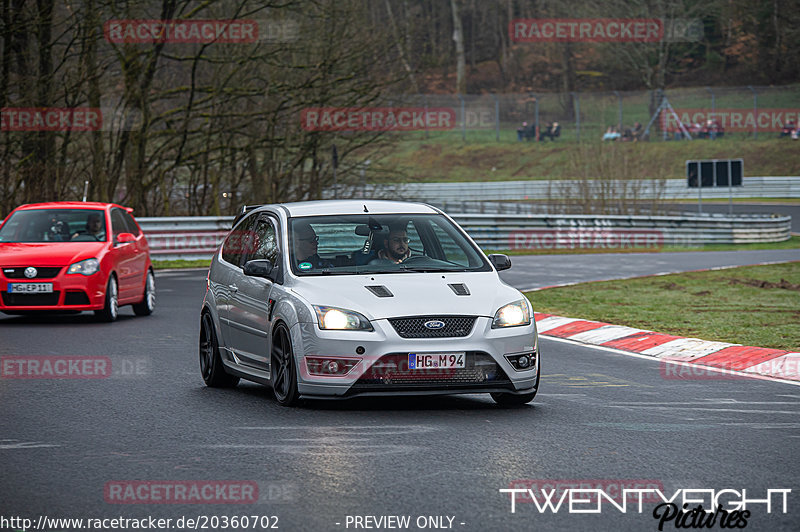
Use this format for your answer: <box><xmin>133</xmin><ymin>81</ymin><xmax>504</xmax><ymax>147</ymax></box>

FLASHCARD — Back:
<box><xmin>424</xmin><ymin>320</ymin><xmax>445</xmax><ymax>330</ymax></box>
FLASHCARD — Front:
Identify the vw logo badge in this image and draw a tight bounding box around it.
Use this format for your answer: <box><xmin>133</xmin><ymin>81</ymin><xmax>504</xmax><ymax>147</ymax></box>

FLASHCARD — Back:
<box><xmin>24</xmin><ymin>267</ymin><xmax>38</xmax><ymax>279</ymax></box>
<box><xmin>424</xmin><ymin>320</ymin><xmax>445</xmax><ymax>330</ymax></box>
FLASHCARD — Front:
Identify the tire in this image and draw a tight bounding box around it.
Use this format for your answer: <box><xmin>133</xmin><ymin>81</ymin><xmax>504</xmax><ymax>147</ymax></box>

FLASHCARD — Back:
<box><xmin>491</xmin><ymin>357</ymin><xmax>540</xmax><ymax>406</ymax></box>
<box><xmin>199</xmin><ymin>312</ymin><xmax>239</xmax><ymax>388</ymax></box>
<box><xmin>132</xmin><ymin>269</ymin><xmax>156</xmax><ymax>316</ymax></box>
<box><xmin>94</xmin><ymin>275</ymin><xmax>119</xmax><ymax>322</ymax></box>
<box><xmin>271</xmin><ymin>323</ymin><xmax>300</xmax><ymax>406</ymax></box>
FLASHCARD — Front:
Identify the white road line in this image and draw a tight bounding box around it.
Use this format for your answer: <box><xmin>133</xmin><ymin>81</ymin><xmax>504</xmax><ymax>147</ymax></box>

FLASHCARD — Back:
<box><xmin>607</xmin><ymin>406</ymin><xmax>799</xmax><ymax>414</ymax></box>
<box><xmin>0</xmin><ymin>440</ymin><xmax>60</xmax><ymax>449</ymax></box>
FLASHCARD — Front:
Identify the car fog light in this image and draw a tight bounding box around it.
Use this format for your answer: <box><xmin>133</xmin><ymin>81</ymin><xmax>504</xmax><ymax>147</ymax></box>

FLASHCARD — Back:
<box><xmin>306</xmin><ymin>357</ymin><xmax>359</xmax><ymax>376</ymax></box>
<box><xmin>504</xmin><ymin>352</ymin><xmax>537</xmax><ymax>372</ymax></box>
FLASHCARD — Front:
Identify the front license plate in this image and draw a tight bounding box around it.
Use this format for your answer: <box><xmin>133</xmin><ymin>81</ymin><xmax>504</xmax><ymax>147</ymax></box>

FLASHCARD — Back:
<box><xmin>8</xmin><ymin>283</ymin><xmax>53</xmax><ymax>294</ymax></box>
<box><xmin>408</xmin><ymin>352</ymin><xmax>466</xmax><ymax>370</ymax></box>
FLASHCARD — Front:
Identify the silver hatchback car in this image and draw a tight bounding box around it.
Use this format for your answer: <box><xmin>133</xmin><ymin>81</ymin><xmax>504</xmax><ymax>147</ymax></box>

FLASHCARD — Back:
<box><xmin>199</xmin><ymin>200</ymin><xmax>540</xmax><ymax>406</ymax></box>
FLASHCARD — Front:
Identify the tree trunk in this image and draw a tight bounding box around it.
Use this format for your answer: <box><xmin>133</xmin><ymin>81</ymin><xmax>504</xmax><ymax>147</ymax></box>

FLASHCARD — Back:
<box><xmin>450</xmin><ymin>0</ymin><xmax>466</xmax><ymax>94</ymax></box>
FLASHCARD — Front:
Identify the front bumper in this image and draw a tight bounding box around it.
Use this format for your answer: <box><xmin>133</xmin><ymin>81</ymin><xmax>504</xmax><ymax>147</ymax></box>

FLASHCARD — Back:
<box><xmin>0</xmin><ymin>270</ymin><xmax>107</xmax><ymax>312</ymax></box>
<box><xmin>292</xmin><ymin>317</ymin><xmax>539</xmax><ymax>399</ymax></box>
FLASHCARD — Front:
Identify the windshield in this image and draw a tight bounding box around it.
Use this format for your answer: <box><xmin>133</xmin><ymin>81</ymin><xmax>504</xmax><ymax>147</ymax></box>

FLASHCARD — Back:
<box><xmin>0</xmin><ymin>209</ymin><xmax>107</xmax><ymax>243</ymax></box>
<box><xmin>288</xmin><ymin>214</ymin><xmax>490</xmax><ymax>276</ymax></box>
<box><xmin>289</xmin><ymin>214</ymin><xmax>491</xmax><ymax>275</ymax></box>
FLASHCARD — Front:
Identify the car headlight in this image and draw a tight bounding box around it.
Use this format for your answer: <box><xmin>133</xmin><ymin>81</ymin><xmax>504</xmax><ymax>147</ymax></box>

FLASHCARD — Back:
<box><xmin>492</xmin><ymin>299</ymin><xmax>531</xmax><ymax>328</ymax></box>
<box><xmin>67</xmin><ymin>258</ymin><xmax>100</xmax><ymax>276</ymax></box>
<box><xmin>313</xmin><ymin>305</ymin><xmax>373</xmax><ymax>331</ymax></box>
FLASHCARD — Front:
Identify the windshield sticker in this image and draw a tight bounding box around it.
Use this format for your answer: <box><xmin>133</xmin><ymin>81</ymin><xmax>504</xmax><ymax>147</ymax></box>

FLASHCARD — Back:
<box><xmin>298</xmin><ymin>262</ymin><xmax>312</xmax><ymax>270</ymax></box>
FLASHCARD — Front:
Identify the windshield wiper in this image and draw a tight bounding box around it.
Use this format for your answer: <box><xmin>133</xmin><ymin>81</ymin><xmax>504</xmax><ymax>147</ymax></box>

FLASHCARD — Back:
<box><xmin>398</xmin><ymin>265</ymin><xmax>471</xmax><ymax>273</ymax></box>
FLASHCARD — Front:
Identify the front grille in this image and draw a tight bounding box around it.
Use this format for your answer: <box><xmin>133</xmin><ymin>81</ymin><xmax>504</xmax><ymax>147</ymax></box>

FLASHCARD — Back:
<box><xmin>64</xmin><ymin>291</ymin><xmax>90</xmax><ymax>305</ymax></box>
<box><xmin>1</xmin><ymin>291</ymin><xmax>61</xmax><ymax>306</ymax></box>
<box><xmin>388</xmin><ymin>315</ymin><xmax>476</xmax><ymax>338</ymax></box>
<box><xmin>2</xmin><ymin>267</ymin><xmax>63</xmax><ymax>279</ymax></box>
<box><xmin>354</xmin><ymin>352</ymin><xmax>510</xmax><ymax>388</ymax></box>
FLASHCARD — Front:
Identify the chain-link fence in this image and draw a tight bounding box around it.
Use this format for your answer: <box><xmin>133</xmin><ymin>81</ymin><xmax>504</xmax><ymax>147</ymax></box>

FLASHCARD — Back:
<box><xmin>386</xmin><ymin>84</ymin><xmax>800</xmax><ymax>143</ymax></box>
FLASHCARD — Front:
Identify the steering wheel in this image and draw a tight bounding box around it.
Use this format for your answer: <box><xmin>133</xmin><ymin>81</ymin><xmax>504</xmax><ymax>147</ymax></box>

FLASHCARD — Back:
<box><xmin>399</xmin><ymin>255</ymin><xmax>428</xmax><ymax>264</ymax></box>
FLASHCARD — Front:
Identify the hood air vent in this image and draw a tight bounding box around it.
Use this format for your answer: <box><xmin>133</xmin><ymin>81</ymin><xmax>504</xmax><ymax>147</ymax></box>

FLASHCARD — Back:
<box><xmin>448</xmin><ymin>283</ymin><xmax>470</xmax><ymax>296</ymax></box>
<box><xmin>366</xmin><ymin>285</ymin><xmax>393</xmax><ymax>298</ymax></box>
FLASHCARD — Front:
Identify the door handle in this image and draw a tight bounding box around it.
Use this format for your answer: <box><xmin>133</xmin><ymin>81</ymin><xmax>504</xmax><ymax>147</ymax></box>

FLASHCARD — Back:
<box><xmin>229</xmin><ymin>284</ymin><xmax>238</xmax><ymax>293</ymax></box>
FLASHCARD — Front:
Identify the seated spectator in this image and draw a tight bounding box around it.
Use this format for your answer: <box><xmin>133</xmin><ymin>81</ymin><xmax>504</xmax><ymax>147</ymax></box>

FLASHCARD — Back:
<box><xmin>602</xmin><ymin>126</ymin><xmax>620</xmax><ymax>141</ymax></box>
<box><xmin>539</xmin><ymin>121</ymin><xmax>560</xmax><ymax>141</ymax></box>
<box><xmin>517</xmin><ymin>122</ymin><xmax>527</xmax><ymax>141</ymax></box>
<box><xmin>781</xmin><ymin>119</ymin><xmax>796</xmax><ymax>138</ymax></box>
<box><xmin>631</xmin><ymin>122</ymin><xmax>643</xmax><ymax>141</ymax></box>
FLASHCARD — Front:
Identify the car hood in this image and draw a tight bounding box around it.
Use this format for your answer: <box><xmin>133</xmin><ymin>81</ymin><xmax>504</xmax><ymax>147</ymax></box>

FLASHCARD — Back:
<box><xmin>290</xmin><ymin>271</ymin><xmax>525</xmax><ymax>320</ymax></box>
<box><xmin>0</xmin><ymin>242</ymin><xmax>107</xmax><ymax>267</ymax></box>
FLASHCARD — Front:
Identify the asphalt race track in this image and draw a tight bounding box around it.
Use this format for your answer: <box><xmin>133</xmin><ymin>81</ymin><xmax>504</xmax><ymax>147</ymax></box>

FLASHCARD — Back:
<box><xmin>2</xmin><ymin>251</ymin><xmax>799</xmax><ymax>532</ymax></box>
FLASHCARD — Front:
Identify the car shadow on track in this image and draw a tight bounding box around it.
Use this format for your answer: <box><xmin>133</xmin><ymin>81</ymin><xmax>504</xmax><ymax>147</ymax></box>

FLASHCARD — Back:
<box><xmin>204</xmin><ymin>382</ymin><xmax>537</xmax><ymax>412</ymax></box>
<box><xmin>0</xmin><ymin>313</ymin><xmax>137</xmax><ymax>326</ymax></box>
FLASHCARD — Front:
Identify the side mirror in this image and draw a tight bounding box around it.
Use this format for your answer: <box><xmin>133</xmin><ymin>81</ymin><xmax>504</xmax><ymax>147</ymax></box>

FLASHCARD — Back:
<box><xmin>116</xmin><ymin>232</ymin><xmax>135</xmax><ymax>244</ymax></box>
<box><xmin>243</xmin><ymin>259</ymin><xmax>275</xmax><ymax>280</ymax></box>
<box><xmin>488</xmin><ymin>253</ymin><xmax>512</xmax><ymax>271</ymax></box>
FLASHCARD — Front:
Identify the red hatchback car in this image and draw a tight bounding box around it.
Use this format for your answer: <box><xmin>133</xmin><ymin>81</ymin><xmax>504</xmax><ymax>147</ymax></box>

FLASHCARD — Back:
<box><xmin>0</xmin><ymin>202</ymin><xmax>155</xmax><ymax>321</ymax></box>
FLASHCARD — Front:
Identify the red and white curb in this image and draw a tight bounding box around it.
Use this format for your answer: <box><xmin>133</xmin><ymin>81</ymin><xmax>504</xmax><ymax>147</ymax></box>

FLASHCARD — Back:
<box><xmin>534</xmin><ymin>312</ymin><xmax>800</xmax><ymax>383</ymax></box>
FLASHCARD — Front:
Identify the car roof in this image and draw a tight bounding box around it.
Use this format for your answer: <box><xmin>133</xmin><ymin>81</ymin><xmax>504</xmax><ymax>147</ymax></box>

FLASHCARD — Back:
<box><xmin>14</xmin><ymin>202</ymin><xmax>130</xmax><ymax>212</ymax></box>
<box><xmin>278</xmin><ymin>200</ymin><xmax>439</xmax><ymax>217</ymax></box>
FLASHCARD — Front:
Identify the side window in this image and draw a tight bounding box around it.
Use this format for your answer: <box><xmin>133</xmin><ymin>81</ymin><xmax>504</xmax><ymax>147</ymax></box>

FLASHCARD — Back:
<box><xmin>222</xmin><ymin>214</ymin><xmax>257</xmax><ymax>267</ymax></box>
<box><xmin>121</xmin><ymin>211</ymin><xmax>141</xmax><ymax>236</ymax></box>
<box><xmin>110</xmin><ymin>209</ymin><xmax>128</xmax><ymax>238</ymax></box>
<box><xmin>248</xmin><ymin>218</ymin><xmax>278</xmax><ymax>264</ymax></box>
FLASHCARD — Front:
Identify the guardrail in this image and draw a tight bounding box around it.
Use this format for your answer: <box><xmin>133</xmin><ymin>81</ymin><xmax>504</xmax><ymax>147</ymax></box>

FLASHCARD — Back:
<box><xmin>139</xmin><ymin>212</ymin><xmax>792</xmax><ymax>261</ymax></box>
<box><xmin>328</xmin><ymin>176</ymin><xmax>800</xmax><ymax>201</ymax></box>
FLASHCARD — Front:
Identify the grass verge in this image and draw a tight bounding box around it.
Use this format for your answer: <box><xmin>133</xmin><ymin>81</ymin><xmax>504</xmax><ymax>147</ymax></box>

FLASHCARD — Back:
<box><xmin>153</xmin><ymin>259</ymin><xmax>210</xmax><ymax>270</ymax></box>
<box><xmin>377</xmin><ymin>136</ymin><xmax>800</xmax><ymax>182</ymax></box>
<box><xmin>526</xmin><ymin>262</ymin><xmax>800</xmax><ymax>350</ymax></box>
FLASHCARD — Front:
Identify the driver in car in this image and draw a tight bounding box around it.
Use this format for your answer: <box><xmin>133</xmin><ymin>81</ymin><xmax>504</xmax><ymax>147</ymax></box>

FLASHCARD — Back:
<box><xmin>72</xmin><ymin>212</ymin><xmax>104</xmax><ymax>240</ymax></box>
<box><xmin>378</xmin><ymin>226</ymin><xmax>411</xmax><ymax>263</ymax></box>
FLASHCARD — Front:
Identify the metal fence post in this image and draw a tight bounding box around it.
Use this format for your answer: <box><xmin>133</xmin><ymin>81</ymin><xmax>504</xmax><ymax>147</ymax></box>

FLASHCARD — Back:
<box><xmin>572</xmin><ymin>92</ymin><xmax>580</xmax><ymax>142</ymax></box>
<box><xmin>534</xmin><ymin>95</ymin><xmax>539</xmax><ymax>139</ymax></box>
<box><xmin>493</xmin><ymin>94</ymin><xmax>500</xmax><ymax>142</ymax></box>
<box><xmin>459</xmin><ymin>94</ymin><xmax>466</xmax><ymax>141</ymax></box>
<box><xmin>613</xmin><ymin>91</ymin><xmax>622</xmax><ymax>130</ymax></box>
<box><xmin>424</xmin><ymin>94</ymin><xmax>429</xmax><ymax>139</ymax></box>
<box><xmin>705</xmin><ymin>87</ymin><xmax>715</xmax><ymax>118</ymax></box>
<box><xmin>748</xmin><ymin>86</ymin><xmax>758</xmax><ymax>139</ymax></box>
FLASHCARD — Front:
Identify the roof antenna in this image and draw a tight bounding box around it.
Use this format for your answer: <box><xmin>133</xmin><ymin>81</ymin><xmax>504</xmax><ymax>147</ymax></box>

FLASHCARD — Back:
<box><xmin>363</xmin><ymin>204</ymin><xmax>369</xmax><ymax>212</ymax></box>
